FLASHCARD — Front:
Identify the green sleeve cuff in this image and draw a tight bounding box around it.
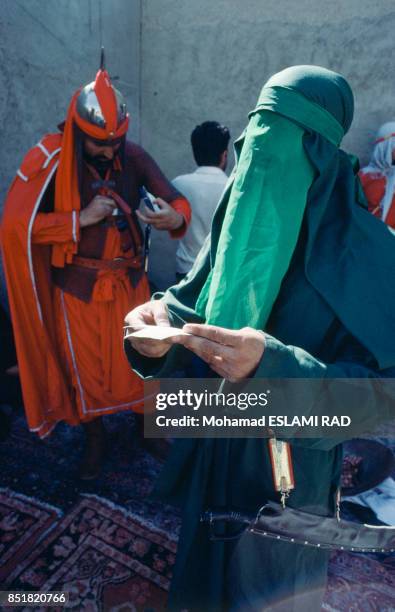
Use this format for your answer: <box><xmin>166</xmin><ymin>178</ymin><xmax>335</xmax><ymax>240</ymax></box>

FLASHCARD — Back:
<box><xmin>256</xmin><ymin>334</ymin><xmax>326</xmax><ymax>378</ymax></box>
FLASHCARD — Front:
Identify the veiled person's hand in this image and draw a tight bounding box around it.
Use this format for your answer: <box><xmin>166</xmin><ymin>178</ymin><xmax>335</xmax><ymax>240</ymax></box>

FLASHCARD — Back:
<box><xmin>177</xmin><ymin>324</ymin><xmax>265</xmax><ymax>382</ymax></box>
<box><xmin>124</xmin><ymin>300</ymin><xmax>174</xmax><ymax>358</ymax></box>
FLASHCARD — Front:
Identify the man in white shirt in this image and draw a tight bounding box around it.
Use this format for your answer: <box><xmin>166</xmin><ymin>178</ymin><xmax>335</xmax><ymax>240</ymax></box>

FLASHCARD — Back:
<box><xmin>173</xmin><ymin>121</ymin><xmax>230</xmax><ymax>280</ymax></box>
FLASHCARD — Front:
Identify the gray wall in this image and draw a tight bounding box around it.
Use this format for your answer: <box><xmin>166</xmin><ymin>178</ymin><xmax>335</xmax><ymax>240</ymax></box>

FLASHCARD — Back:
<box><xmin>141</xmin><ymin>0</ymin><xmax>395</xmax><ymax>175</ymax></box>
<box><xmin>141</xmin><ymin>0</ymin><xmax>395</xmax><ymax>288</ymax></box>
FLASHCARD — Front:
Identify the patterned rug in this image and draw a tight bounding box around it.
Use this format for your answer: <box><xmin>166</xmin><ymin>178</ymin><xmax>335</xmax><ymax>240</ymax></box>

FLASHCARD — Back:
<box><xmin>326</xmin><ymin>551</ymin><xmax>395</xmax><ymax>611</ymax></box>
<box><xmin>0</xmin><ymin>489</ymin><xmax>61</xmax><ymax>585</ymax></box>
<box><xmin>1</xmin><ymin>494</ymin><xmax>176</xmax><ymax>611</ymax></box>
<box><xmin>0</xmin><ymin>412</ymin><xmax>394</xmax><ymax>610</ymax></box>
<box><xmin>0</xmin><ymin>410</ymin><xmax>181</xmax><ymax>533</ymax></box>
<box><xmin>0</xmin><ymin>487</ymin><xmax>394</xmax><ymax>611</ymax></box>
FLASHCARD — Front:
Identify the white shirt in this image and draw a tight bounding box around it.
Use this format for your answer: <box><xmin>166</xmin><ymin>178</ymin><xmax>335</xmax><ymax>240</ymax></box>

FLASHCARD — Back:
<box><xmin>172</xmin><ymin>166</ymin><xmax>228</xmax><ymax>274</ymax></box>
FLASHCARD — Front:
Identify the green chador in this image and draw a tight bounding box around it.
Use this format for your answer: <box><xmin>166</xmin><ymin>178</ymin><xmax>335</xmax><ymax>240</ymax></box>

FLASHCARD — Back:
<box><xmin>125</xmin><ymin>66</ymin><xmax>395</xmax><ymax>611</ymax></box>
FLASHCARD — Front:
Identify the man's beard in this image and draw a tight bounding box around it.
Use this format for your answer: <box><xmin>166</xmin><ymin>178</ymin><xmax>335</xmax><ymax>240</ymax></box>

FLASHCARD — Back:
<box><xmin>83</xmin><ymin>151</ymin><xmax>113</xmax><ymax>175</ymax></box>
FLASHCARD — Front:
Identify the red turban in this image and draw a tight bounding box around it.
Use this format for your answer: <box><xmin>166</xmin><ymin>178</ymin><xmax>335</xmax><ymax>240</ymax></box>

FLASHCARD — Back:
<box><xmin>53</xmin><ymin>69</ymin><xmax>129</xmax><ymax>267</ymax></box>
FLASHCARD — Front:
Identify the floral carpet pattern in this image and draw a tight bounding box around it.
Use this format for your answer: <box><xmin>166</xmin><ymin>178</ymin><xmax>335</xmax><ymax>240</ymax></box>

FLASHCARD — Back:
<box><xmin>0</xmin><ymin>489</ymin><xmax>61</xmax><ymax>585</ymax></box>
<box><xmin>0</xmin><ymin>411</ymin><xmax>394</xmax><ymax>610</ymax></box>
<box><xmin>1</xmin><ymin>494</ymin><xmax>176</xmax><ymax>611</ymax></box>
<box><xmin>326</xmin><ymin>551</ymin><xmax>395</xmax><ymax>611</ymax></box>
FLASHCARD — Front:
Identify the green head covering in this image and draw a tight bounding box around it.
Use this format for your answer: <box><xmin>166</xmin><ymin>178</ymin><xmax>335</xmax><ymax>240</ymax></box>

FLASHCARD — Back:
<box><xmin>262</xmin><ymin>64</ymin><xmax>354</xmax><ymax>139</ymax></box>
<box><xmin>170</xmin><ymin>66</ymin><xmax>395</xmax><ymax>370</ymax></box>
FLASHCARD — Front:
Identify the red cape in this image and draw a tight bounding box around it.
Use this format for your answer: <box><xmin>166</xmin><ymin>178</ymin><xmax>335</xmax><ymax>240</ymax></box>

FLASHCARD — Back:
<box><xmin>1</xmin><ymin>133</ymin><xmax>79</xmax><ymax>437</ymax></box>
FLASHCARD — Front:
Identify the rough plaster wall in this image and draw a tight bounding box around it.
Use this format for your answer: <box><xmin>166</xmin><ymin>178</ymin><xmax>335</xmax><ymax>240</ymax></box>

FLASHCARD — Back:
<box><xmin>0</xmin><ymin>0</ymin><xmax>141</xmax><ymax>305</ymax></box>
<box><xmin>141</xmin><ymin>0</ymin><xmax>395</xmax><ymax>289</ymax></box>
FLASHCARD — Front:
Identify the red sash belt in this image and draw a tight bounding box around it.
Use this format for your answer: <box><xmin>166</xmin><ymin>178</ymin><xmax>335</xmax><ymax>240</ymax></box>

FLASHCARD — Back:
<box><xmin>72</xmin><ymin>255</ymin><xmax>142</xmax><ymax>271</ymax></box>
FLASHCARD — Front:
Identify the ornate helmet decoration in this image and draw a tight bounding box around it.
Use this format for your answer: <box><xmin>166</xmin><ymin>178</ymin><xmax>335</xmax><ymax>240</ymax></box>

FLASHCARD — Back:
<box><xmin>76</xmin><ymin>49</ymin><xmax>128</xmax><ymax>134</ymax></box>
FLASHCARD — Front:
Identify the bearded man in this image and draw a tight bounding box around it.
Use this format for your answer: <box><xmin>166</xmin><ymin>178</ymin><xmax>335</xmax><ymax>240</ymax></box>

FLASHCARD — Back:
<box><xmin>1</xmin><ymin>55</ymin><xmax>191</xmax><ymax>479</ymax></box>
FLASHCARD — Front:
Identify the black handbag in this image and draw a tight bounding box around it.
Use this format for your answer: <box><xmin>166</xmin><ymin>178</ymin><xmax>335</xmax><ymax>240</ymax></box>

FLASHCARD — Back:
<box><xmin>201</xmin><ymin>500</ymin><xmax>395</xmax><ymax>553</ymax></box>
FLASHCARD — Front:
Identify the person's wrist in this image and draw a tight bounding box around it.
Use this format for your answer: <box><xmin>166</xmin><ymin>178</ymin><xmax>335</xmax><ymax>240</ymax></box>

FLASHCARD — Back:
<box><xmin>248</xmin><ymin>332</ymin><xmax>266</xmax><ymax>376</ymax></box>
<box><xmin>172</xmin><ymin>212</ymin><xmax>184</xmax><ymax>230</ymax></box>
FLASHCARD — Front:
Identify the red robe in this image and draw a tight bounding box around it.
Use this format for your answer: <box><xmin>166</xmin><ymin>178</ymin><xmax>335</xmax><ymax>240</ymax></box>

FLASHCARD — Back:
<box><xmin>359</xmin><ymin>170</ymin><xmax>395</xmax><ymax>228</ymax></box>
<box><xmin>1</xmin><ymin>133</ymin><xmax>190</xmax><ymax>437</ymax></box>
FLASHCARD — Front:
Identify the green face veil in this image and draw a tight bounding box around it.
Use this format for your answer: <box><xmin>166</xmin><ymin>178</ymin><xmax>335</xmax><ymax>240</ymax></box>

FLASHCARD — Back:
<box><xmin>167</xmin><ymin>65</ymin><xmax>395</xmax><ymax>370</ymax></box>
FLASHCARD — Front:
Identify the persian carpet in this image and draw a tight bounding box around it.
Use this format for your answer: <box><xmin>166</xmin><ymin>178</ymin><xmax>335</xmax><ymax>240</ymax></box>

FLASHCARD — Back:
<box><xmin>325</xmin><ymin>551</ymin><xmax>395</xmax><ymax>611</ymax></box>
<box><xmin>0</xmin><ymin>412</ymin><xmax>394</xmax><ymax>610</ymax></box>
<box><xmin>1</xmin><ymin>494</ymin><xmax>176</xmax><ymax>611</ymax></box>
<box><xmin>0</xmin><ymin>489</ymin><xmax>61</xmax><ymax>585</ymax></box>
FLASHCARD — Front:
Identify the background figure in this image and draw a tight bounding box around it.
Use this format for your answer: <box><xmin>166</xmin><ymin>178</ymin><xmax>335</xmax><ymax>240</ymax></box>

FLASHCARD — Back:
<box><xmin>359</xmin><ymin>122</ymin><xmax>395</xmax><ymax>229</ymax></box>
<box><xmin>173</xmin><ymin>122</ymin><xmax>230</xmax><ymax>281</ymax></box>
<box><xmin>1</xmin><ymin>60</ymin><xmax>190</xmax><ymax>480</ymax></box>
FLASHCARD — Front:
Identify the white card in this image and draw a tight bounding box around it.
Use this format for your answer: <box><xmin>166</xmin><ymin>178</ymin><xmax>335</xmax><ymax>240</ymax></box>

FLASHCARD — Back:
<box><xmin>124</xmin><ymin>325</ymin><xmax>190</xmax><ymax>341</ymax></box>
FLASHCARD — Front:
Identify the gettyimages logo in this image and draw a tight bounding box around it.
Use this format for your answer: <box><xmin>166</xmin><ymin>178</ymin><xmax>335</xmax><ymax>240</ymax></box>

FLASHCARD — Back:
<box><xmin>143</xmin><ymin>378</ymin><xmax>394</xmax><ymax>439</ymax></box>
<box><xmin>155</xmin><ymin>388</ymin><xmax>270</xmax><ymax>411</ymax></box>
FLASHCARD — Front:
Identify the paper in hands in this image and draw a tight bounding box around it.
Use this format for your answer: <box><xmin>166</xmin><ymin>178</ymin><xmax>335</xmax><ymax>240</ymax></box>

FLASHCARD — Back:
<box><xmin>124</xmin><ymin>325</ymin><xmax>190</xmax><ymax>341</ymax></box>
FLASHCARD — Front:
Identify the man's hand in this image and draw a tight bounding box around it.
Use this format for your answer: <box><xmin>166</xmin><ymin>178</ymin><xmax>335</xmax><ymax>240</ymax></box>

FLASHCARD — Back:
<box><xmin>136</xmin><ymin>197</ymin><xmax>184</xmax><ymax>231</ymax></box>
<box><xmin>177</xmin><ymin>324</ymin><xmax>265</xmax><ymax>382</ymax></box>
<box><xmin>124</xmin><ymin>300</ymin><xmax>174</xmax><ymax>358</ymax></box>
<box><xmin>79</xmin><ymin>195</ymin><xmax>116</xmax><ymax>228</ymax></box>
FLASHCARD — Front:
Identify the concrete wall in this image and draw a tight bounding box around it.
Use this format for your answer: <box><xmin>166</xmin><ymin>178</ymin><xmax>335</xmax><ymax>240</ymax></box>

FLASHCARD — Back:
<box><xmin>141</xmin><ymin>0</ymin><xmax>395</xmax><ymax>173</ymax></box>
<box><xmin>0</xmin><ymin>0</ymin><xmax>141</xmax><ymax>305</ymax></box>
<box><xmin>141</xmin><ymin>0</ymin><xmax>395</xmax><ymax>289</ymax></box>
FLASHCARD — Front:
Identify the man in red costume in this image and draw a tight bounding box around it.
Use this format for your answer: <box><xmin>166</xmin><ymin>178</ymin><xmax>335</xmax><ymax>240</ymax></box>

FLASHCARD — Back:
<box><xmin>359</xmin><ymin>121</ymin><xmax>395</xmax><ymax>230</ymax></box>
<box><xmin>1</xmin><ymin>56</ymin><xmax>191</xmax><ymax>479</ymax></box>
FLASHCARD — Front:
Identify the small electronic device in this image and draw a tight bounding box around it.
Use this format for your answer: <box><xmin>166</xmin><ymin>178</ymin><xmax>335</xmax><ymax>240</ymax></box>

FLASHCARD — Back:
<box><xmin>138</xmin><ymin>186</ymin><xmax>160</xmax><ymax>272</ymax></box>
<box><xmin>139</xmin><ymin>187</ymin><xmax>161</xmax><ymax>213</ymax></box>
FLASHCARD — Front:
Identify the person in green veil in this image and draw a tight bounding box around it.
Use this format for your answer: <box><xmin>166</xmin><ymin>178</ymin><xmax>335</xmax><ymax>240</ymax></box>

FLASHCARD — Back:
<box><xmin>124</xmin><ymin>66</ymin><xmax>395</xmax><ymax>611</ymax></box>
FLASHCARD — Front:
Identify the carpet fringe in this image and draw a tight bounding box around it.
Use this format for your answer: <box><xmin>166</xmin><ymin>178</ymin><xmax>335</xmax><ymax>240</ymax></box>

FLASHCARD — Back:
<box><xmin>0</xmin><ymin>487</ymin><xmax>63</xmax><ymax>517</ymax></box>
